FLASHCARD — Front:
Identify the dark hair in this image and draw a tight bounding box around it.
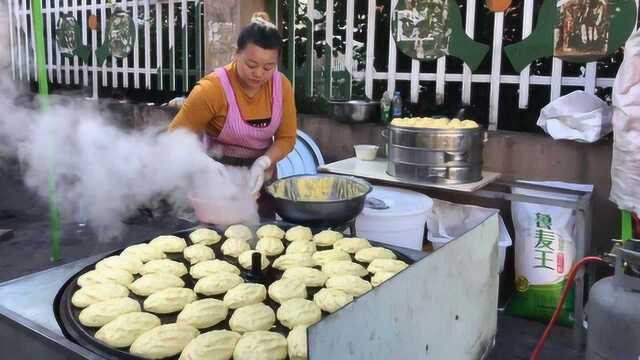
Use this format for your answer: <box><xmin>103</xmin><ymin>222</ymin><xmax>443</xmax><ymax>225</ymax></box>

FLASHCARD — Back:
<box><xmin>237</xmin><ymin>14</ymin><xmax>282</xmax><ymax>53</ymax></box>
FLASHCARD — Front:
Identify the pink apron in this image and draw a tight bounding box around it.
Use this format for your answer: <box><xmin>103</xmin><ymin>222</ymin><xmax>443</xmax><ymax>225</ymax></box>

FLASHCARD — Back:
<box><xmin>202</xmin><ymin>67</ymin><xmax>283</xmax><ymax>162</ymax></box>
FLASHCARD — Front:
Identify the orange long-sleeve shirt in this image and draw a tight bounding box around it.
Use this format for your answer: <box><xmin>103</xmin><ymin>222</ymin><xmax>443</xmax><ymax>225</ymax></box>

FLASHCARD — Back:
<box><xmin>168</xmin><ymin>62</ymin><xmax>297</xmax><ymax>162</ymax></box>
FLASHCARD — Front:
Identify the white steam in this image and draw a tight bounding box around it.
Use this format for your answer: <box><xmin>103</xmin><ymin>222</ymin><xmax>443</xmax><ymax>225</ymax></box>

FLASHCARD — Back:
<box><xmin>0</xmin><ymin>78</ymin><xmax>259</xmax><ymax>239</ymax></box>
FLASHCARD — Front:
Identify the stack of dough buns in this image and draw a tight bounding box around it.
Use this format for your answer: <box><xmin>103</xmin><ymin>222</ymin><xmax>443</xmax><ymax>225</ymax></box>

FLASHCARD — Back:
<box><xmin>68</xmin><ymin>224</ymin><xmax>410</xmax><ymax>359</ymax></box>
<box><xmin>391</xmin><ymin>117</ymin><xmax>479</xmax><ymax>129</ymax></box>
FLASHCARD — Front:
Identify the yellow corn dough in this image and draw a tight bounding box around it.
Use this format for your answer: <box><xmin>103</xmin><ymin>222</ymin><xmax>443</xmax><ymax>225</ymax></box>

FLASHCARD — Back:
<box><xmin>177</xmin><ymin>298</ymin><xmax>228</xmax><ymax>329</ymax></box>
<box><xmin>312</xmin><ymin>230</ymin><xmax>343</xmax><ymax>247</ymax></box>
<box><xmin>189</xmin><ymin>228</ymin><xmax>222</xmax><ymax>245</ymax></box>
<box><xmin>121</xmin><ymin>243</ymin><xmax>167</xmax><ymax>263</ymax></box>
<box><xmin>325</xmin><ymin>275</ymin><xmax>372</xmax><ymax>297</ymax></box>
<box><xmin>71</xmin><ymin>283</ymin><xmax>130</xmax><ymax>308</ymax></box>
<box><xmin>129</xmin><ymin>323</ymin><xmax>199</xmax><ymax>359</ymax></box>
<box><xmin>228</xmin><ymin>303</ymin><xmax>276</xmax><ymax>333</ymax></box>
<box><xmin>367</xmin><ymin>258</ymin><xmax>409</xmax><ymax>274</ymax></box>
<box><xmin>77</xmin><ymin>268</ymin><xmax>134</xmax><ymax>288</ymax></box>
<box><xmin>285</xmin><ymin>240</ymin><xmax>316</xmax><ymax>255</ymax></box>
<box><xmin>311</xmin><ymin>249</ymin><xmax>351</xmax><ymax>267</ymax></box>
<box><xmin>354</xmin><ymin>247</ymin><xmax>397</xmax><ymax>263</ymax></box>
<box><xmin>287</xmin><ymin>326</ymin><xmax>308</xmax><ymax>360</ymax></box>
<box><xmin>221</xmin><ymin>238</ymin><xmax>251</xmax><ymax>258</ymax></box>
<box><xmin>183</xmin><ymin>244</ymin><xmax>215</xmax><ymax>265</ymax></box>
<box><xmin>78</xmin><ymin>297</ymin><xmax>141</xmax><ymax>327</ymax></box>
<box><xmin>190</xmin><ymin>260</ymin><xmax>240</xmax><ymax>279</ymax></box>
<box><xmin>143</xmin><ymin>287</ymin><xmax>197</xmax><ymax>314</ymax></box>
<box><xmin>285</xmin><ymin>226</ymin><xmax>313</xmax><ymax>242</ymax></box>
<box><xmin>255</xmin><ymin>237</ymin><xmax>285</xmax><ymax>256</ymax></box>
<box><xmin>313</xmin><ymin>288</ymin><xmax>353</xmax><ymax>313</ymax></box>
<box><xmin>281</xmin><ymin>267</ymin><xmax>328</xmax><ymax>287</ymax></box>
<box><xmin>223</xmin><ymin>283</ymin><xmax>267</xmax><ymax>309</ymax></box>
<box><xmin>178</xmin><ymin>330</ymin><xmax>240</xmax><ymax>360</ymax></box>
<box><xmin>268</xmin><ymin>278</ymin><xmax>307</xmax><ymax>304</ymax></box>
<box><xmin>224</xmin><ymin>224</ymin><xmax>253</xmax><ymax>242</ymax></box>
<box><xmin>322</xmin><ymin>261</ymin><xmax>368</xmax><ymax>278</ymax></box>
<box><xmin>333</xmin><ymin>238</ymin><xmax>371</xmax><ymax>254</ymax></box>
<box><xmin>272</xmin><ymin>253</ymin><xmax>315</xmax><ymax>271</ymax></box>
<box><xmin>256</xmin><ymin>224</ymin><xmax>285</xmax><ymax>240</ymax></box>
<box><xmin>96</xmin><ymin>255</ymin><xmax>143</xmax><ymax>275</ymax></box>
<box><xmin>128</xmin><ymin>273</ymin><xmax>185</xmax><ymax>297</ymax></box>
<box><xmin>233</xmin><ymin>331</ymin><xmax>287</xmax><ymax>360</ymax></box>
<box><xmin>94</xmin><ymin>312</ymin><xmax>161</xmax><ymax>348</ymax></box>
<box><xmin>141</xmin><ymin>259</ymin><xmax>188</xmax><ymax>277</ymax></box>
<box><xmin>149</xmin><ymin>235</ymin><xmax>187</xmax><ymax>253</ymax></box>
<box><xmin>276</xmin><ymin>298</ymin><xmax>321</xmax><ymax>329</ymax></box>
<box><xmin>194</xmin><ymin>272</ymin><xmax>244</xmax><ymax>296</ymax></box>
<box><xmin>371</xmin><ymin>271</ymin><xmax>396</xmax><ymax>287</ymax></box>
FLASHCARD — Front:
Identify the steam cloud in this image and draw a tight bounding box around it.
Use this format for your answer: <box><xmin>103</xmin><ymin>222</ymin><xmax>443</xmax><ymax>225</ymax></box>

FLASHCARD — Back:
<box><xmin>0</xmin><ymin>77</ymin><xmax>259</xmax><ymax>239</ymax></box>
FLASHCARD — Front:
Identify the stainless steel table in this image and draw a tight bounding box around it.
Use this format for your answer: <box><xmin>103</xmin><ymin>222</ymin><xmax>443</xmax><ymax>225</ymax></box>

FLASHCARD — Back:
<box><xmin>320</xmin><ymin>157</ymin><xmax>593</xmax><ymax>331</ymax></box>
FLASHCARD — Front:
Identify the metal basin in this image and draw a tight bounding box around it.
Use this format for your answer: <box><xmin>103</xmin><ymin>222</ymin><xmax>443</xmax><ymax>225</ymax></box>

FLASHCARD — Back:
<box><xmin>265</xmin><ymin>174</ymin><xmax>372</xmax><ymax>227</ymax></box>
<box><xmin>328</xmin><ymin>100</ymin><xmax>380</xmax><ymax>123</ymax></box>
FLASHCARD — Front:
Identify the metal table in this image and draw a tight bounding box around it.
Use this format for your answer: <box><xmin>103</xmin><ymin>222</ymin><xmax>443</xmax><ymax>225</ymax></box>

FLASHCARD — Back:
<box><xmin>0</xmin><ymin>217</ymin><xmax>502</xmax><ymax>359</ymax></box>
<box><xmin>320</xmin><ymin>157</ymin><xmax>593</xmax><ymax>330</ymax></box>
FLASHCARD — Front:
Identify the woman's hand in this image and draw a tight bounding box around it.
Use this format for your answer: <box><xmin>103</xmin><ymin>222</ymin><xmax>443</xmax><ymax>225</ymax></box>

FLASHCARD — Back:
<box><xmin>248</xmin><ymin>156</ymin><xmax>272</xmax><ymax>195</ymax></box>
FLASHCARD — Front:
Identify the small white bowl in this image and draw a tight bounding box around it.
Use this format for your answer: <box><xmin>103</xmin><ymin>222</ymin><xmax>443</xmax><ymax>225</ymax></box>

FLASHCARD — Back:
<box><xmin>354</xmin><ymin>145</ymin><xmax>379</xmax><ymax>161</ymax></box>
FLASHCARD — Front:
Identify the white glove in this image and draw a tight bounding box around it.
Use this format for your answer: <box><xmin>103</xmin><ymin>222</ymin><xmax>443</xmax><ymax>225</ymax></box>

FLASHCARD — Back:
<box><xmin>249</xmin><ymin>156</ymin><xmax>272</xmax><ymax>195</ymax></box>
<box><xmin>165</xmin><ymin>96</ymin><xmax>186</xmax><ymax>108</ymax></box>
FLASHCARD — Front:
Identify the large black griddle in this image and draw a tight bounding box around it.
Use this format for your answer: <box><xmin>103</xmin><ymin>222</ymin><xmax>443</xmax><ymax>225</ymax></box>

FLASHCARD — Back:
<box><xmin>55</xmin><ymin>222</ymin><xmax>414</xmax><ymax>360</ymax></box>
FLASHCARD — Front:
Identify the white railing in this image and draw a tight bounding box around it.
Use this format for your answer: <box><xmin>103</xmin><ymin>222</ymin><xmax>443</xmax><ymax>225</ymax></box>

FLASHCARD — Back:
<box><xmin>290</xmin><ymin>0</ymin><xmax>638</xmax><ymax>130</ymax></box>
<box><xmin>8</xmin><ymin>0</ymin><xmax>203</xmax><ymax>98</ymax></box>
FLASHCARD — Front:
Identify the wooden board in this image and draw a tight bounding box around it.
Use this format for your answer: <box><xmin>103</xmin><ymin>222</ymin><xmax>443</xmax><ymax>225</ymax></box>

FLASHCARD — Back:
<box><xmin>504</xmin><ymin>0</ymin><xmax>637</xmax><ymax>71</ymax></box>
<box><xmin>391</xmin><ymin>0</ymin><xmax>489</xmax><ymax>71</ymax></box>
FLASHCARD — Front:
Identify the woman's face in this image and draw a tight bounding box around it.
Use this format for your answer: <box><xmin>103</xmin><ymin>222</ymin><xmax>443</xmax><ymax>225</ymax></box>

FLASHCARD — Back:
<box><xmin>235</xmin><ymin>43</ymin><xmax>279</xmax><ymax>91</ymax></box>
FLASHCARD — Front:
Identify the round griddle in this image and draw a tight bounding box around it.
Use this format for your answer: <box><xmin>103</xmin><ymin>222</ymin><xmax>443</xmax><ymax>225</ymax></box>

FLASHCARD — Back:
<box><xmin>54</xmin><ymin>222</ymin><xmax>414</xmax><ymax>360</ymax></box>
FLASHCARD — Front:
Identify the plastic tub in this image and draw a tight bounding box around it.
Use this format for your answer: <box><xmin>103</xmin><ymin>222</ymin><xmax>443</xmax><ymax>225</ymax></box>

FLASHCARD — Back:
<box><xmin>355</xmin><ymin>186</ymin><xmax>432</xmax><ymax>250</ymax></box>
<box><xmin>354</xmin><ymin>145</ymin><xmax>379</xmax><ymax>161</ymax></box>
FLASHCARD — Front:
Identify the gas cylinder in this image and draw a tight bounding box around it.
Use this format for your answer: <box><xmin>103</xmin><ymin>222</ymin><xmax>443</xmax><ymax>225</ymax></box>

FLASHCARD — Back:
<box><xmin>586</xmin><ymin>247</ymin><xmax>640</xmax><ymax>359</ymax></box>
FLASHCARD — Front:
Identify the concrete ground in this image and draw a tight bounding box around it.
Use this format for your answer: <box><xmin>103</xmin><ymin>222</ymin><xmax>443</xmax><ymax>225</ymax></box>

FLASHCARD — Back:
<box><xmin>0</xmin><ymin>160</ymin><xmax>585</xmax><ymax>359</ymax></box>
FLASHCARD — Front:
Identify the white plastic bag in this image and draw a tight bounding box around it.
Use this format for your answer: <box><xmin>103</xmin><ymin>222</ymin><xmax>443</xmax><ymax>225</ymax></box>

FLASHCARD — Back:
<box><xmin>537</xmin><ymin>90</ymin><xmax>612</xmax><ymax>143</ymax></box>
<box><xmin>610</xmin><ymin>29</ymin><xmax>640</xmax><ymax>215</ymax></box>
<box><xmin>425</xmin><ymin>199</ymin><xmax>512</xmax><ymax>272</ymax></box>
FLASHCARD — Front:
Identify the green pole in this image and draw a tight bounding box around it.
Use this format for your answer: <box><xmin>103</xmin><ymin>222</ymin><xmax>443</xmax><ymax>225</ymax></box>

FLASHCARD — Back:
<box><xmin>31</xmin><ymin>0</ymin><xmax>48</xmax><ymax>104</ymax></box>
<box><xmin>31</xmin><ymin>0</ymin><xmax>61</xmax><ymax>262</ymax></box>
<box><xmin>622</xmin><ymin>210</ymin><xmax>633</xmax><ymax>243</ymax></box>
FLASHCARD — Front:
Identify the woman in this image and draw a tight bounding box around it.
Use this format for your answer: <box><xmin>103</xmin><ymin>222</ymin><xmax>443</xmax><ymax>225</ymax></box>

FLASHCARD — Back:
<box><xmin>169</xmin><ymin>13</ymin><xmax>296</xmax><ymax>218</ymax></box>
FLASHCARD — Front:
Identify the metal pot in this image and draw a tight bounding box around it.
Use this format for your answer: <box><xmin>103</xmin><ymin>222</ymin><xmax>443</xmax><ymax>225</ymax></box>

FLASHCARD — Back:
<box><xmin>265</xmin><ymin>174</ymin><xmax>372</xmax><ymax>227</ymax></box>
<box><xmin>328</xmin><ymin>100</ymin><xmax>380</xmax><ymax>123</ymax></box>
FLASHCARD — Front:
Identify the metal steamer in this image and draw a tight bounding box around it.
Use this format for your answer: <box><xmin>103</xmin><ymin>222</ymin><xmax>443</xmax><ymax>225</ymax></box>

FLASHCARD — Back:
<box><xmin>385</xmin><ymin>125</ymin><xmax>484</xmax><ymax>184</ymax></box>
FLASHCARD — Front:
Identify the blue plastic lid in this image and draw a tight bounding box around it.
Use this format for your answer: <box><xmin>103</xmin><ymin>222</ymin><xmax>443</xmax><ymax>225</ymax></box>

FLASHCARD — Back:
<box><xmin>276</xmin><ymin>130</ymin><xmax>325</xmax><ymax>179</ymax></box>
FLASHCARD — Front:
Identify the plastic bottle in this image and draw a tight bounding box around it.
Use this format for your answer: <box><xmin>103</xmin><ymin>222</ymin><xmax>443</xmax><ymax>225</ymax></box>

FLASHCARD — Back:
<box><xmin>391</xmin><ymin>91</ymin><xmax>403</xmax><ymax>118</ymax></box>
<box><xmin>380</xmin><ymin>91</ymin><xmax>392</xmax><ymax>124</ymax></box>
